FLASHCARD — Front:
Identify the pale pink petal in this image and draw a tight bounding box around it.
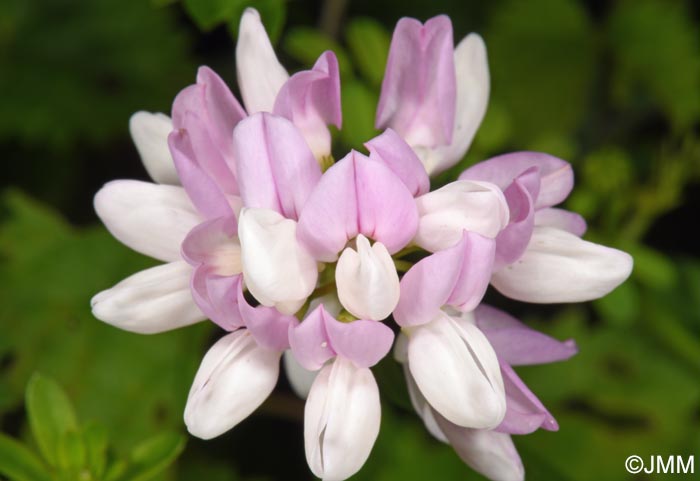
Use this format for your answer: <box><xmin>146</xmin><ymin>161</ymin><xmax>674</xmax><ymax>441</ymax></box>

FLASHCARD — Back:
<box><xmin>335</xmin><ymin>236</ymin><xmax>400</xmax><ymax>321</ymax></box>
<box><xmin>236</xmin><ymin>8</ymin><xmax>289</xmax><ymax>114</ymax></box>
<box><xmin>304</xmin><ymin>357</ymin><xmax>380</xmax><ymax>481</ymax></box>
<box><xmin>496</xmin><ymin>362</ymin><xmax>558</xmax><ymax>435</ymax></box>
<box><xmin>283</xmin><ymin>350</ymin><xmax>318</xmax><ymax>399</ymax></box>
<box><xmin>185</xmin><ymin>330</ymin><xmax>280</xmax><ymax>439</ymax></box>
<box><xmin>394</xmin><ymin>231</ymin><xmax>495</xmax><ymax>327</ymax></box>
<box><xmin>273</xmin><ymin>51</ymin><xmax>341</xmax><ymax>159</ymax></box>
<box><xmin>233</xmin><ymin>113</ymin><xmax>321</xmax><ymax>220</ymax></box>
<box><xmin>297</xmin><ymin>150</ymin><xmax>418</xmax><ymax>261</ymax></box>
<box><xmin>535</xmin><ymin>208</ymin><xmax>587</xmax><ymax>237</ymax></box>
<box><xmin>91</xmin><ymin>261</ymin><xmax>204</xmax><ymax>334</ymax></box>
<box><xmin>460</xmin><ymin>151</ymin><xmax>573</xmax><ymax>209</ymax></box>
<box><xmin>288</xmin><ymin>305</ymin><xmax>337</xmax><ymax>371</ymax></box>
<box><xmin>94</xmin><ymin>180</ymin><xmax>202</xmax><ymax>262</ymax></box>
<box><xmin>433</xmin><ymin>411</ymin><xmax>525</xmax><ymax>481</ymax></box>
<box><xmin>181</xmin><ymin>216</ymin><xmax>240</xmax><ymax>275</ymax></box>
<box><xmin>238</xmin><ymin>208</ymin><xmax>318</xmax><ymax>313</ymax></box>
<box><xmin>129</xmin><ymin>111</ymin><xmax>180</xmax><ymax>185</ymax></box>
<box><xmin>376</xmin><ymin>16</ymin><xmax>456</xmax><ymax>148</ymax></box>
<box><xmin>238</xmin><ymin>287</ymin><xmax>295</xmax><ymax>351</ymax></box>
<box><xmin>492</xmin><ymin>226</ymin><xmax>634</xmax><ymax>303</ymax></box>
<box><xmin>190</xmin><ymin>266</ymin><xmax>243</xmax><ymax>331</ymax></box>
<box><xmin>475</xmin><ymin>304</ymin><xmax>578</xmax><ymax>366</ymax></box>
<box><xmin>324</xmin><ymin>317</ymin><xmax>394</xmax><ymax>369</ymax></box>
<box><xmin>493</xmin><ymin>169</ymin><xmax>537</xmax><ymax>268</ymax></box>
<box><xmin>365</xmin><ymin>128</ymin><xmax>430</xmax><ymax>197</ymax></box>
<box><xmin>414</xmin><ymin>180</ymin><xmax>509</xmax><ymax>252</ymax></box>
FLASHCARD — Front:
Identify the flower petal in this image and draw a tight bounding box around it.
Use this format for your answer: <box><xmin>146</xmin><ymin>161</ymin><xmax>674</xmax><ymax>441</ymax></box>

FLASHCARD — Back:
<box><xmin>433</xmin><ymin>411</ymin><xmax>525</xmax><ymax>481</ymax></box>
<box><xmin>414</xmin><ymin>180</ymin><xmax>509</xmax><ymax>252</ymax></box>
<box><xmin>91</xmin><ymin>261</ymin><xmax>204</xmax><ymax>334</ymax></box>
<box><xmin>304</xmin><ymin>357</ymin><xmax>380</xmax><ymax>481</ymax></box>
<box><xmin>129</xmin><ymin>111</ymin><xmax>180</xmax><ymax>185</ymax></box>
<box><xmin>460</xmin><ymin>151</ymin><xmax>573</xmax><ymax>209</ymax></box>
<box><xmin>273</xmin><ymin>51</ymin><xmax>342</xmax><ymax>159</ymax></box>
<box><xmin>365</xmin><ymin>128</ymin><xmax>430</xmax><ymax>197</ymax></box>
<box><xmin>336</xmin><ymin>235</ymin><xmax>400</xmax><ymax>320</ymax></box>
<box><xmin>238</xmin><ymin>288</ymin><xmax>296</xmax><ymax>351</ymax></box>
<box><xmin>238</xmin><ymin>208</ymin><xmax>318</xmax><ymax>313</ymax></box>
<box><xmin>407</xmin><ymin>312</ymin><xmax>506</xmax><ymax>428</ymax></box>
<box><xmin>376</xmin><ymin>16</ymin><xmax>456</xmax><ymax>148</ymax></box>
<box><xmin>283</xmin><ymin>350</ymin><xmax>318</xmax><ymax>399</ymax></box>
<box><xmin>492</xmin><ymin>226</ymin><xmax>634</xmax><ymax>303</ymax></box>
<box><xmin>190</xmin><ymin>266</ymin><xmax>243</xmax><ymax>331</ymax></box>
<box><xmin>288</xmin><ymin>305</ymin><xmax>337</xmax><ymax>371</ymax></box>
<box><xmin>474</xmin><ymin>304</ymin><xmax>578</xmax><ymax>366</ymax></box>
<box><xmin>233</xmin><ymin>113</ymin><xmax>321</xmax><ymax>220</ymax></box>
<box><xmin>394</xmin><ymin>231</ymin><xmax>495</xmax><ymax>327</ymax></box>
<box><xmin>496</xmin><ymin>362</ymin><xmax>558</xmax><ymax>435</ymax></box>
<box><xmin>182</xmin><ymin>216</ymin><xmax>240</xmax><ymax>275</ymax></box>
<box><xmin>535</xmin><ymin>207</ymin><xmax>587</xmax><ymax>237</ymax></box>
<box><xmin>297</xmin><ymin>150</ymin><xmax>419</xmax><ymax>261</ymax></box>
<box><xmin>324</xmin><ymin>317</ymin><xmax>394</xmax><ymax>369</ymax></box>
<box><xmin>184</xmin><ymin>330</ymin><xmax>280</xmax><ymax>439</ymax></box>
<box><xmin>94</xmin><ymin>180</ymin><xmax>202</xmax><ymax>262</ymax></box>
<box><xmin>236</xmin><ymin>8</ymin><xmax>289</xmax><ymax>114</ymax></box>
<box><xmin>494</xmin><ymin>169</ymin><xmax>537</xmax><ymax>267</ymax></box>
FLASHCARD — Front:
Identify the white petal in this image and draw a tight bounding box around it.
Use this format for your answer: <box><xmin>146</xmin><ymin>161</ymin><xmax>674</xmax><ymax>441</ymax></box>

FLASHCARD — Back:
<box><xmin>414</xmin><ymin>180</ymin><xmax>509</xmax><ymax>252</ymax></box>
<box><xmin>185</xmin><ymin>330</ymin><xmax>281</xmax><ymax>439</ymax></box>
<box><xmin>434</xmin><ymin>412</ymin><xmax>525</xmax><ymax>481</ymax></box>
<box><xmin>283</xmin><ymin>350</ymin><xmax>318</xmax><ymax>399</ymax></box>
<box><xmin>238</xmin><ymin>208</ymin><xmax>318</xmax><ymax>314</ymax></box>
<box><xmin>417</xmin><ymin>34</ymin><xmax>489</xmax><ymax>175</ymax></box>
<box><xmin>407</xmin><ymin>311</ymin><xmax>505</xmax><ymax>429</ymax></box>
<box><xmin>236</xmin><ymin>8</ymin><xmax>289</xmax><ymax>114</ymax></box>
<box><xmin>91</xmin><ymin>261</ymin><xmax>204</xmax><ymax>334</ymax></box>
<box><xmin>335</xmin><ymin>235</ymin><xmax>400</xmax><ymax>320</ymax></box>
<box><xmin>492</xmin><ymin>226</ymin><xmax>634</xmax><ymax>303</ymax></box>
<box><xmin>129</xmin><ymin>111</ymin><xmax>180</xmax><ymax>185</ymax></box>
<box><xmin>94</xmin><ymin>180</ymin><xmax>202</xmax><ymax>262</ymax></box>
<box><xmin>304</xmin><ymin>357</ymin><xmax>380</xmax><ymax>481</ymax></box>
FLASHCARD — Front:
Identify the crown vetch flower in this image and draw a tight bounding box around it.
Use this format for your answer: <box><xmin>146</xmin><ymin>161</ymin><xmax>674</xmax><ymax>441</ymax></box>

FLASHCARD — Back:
<box><xmin>91</xmin><ymin>9</ymin><xmax>633</xmax><ymax>481</ymax></box>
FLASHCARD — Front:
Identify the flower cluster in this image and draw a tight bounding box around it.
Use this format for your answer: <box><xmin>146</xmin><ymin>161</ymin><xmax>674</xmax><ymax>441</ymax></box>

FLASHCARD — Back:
<box><xmin>91</xmin><ymin>10</ymin><xmax>633</xmax><ymax>481</ymax></box>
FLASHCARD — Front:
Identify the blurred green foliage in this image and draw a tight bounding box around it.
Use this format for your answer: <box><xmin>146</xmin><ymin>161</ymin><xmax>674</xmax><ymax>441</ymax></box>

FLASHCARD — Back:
<box><xmin>2</xmin><ymin>0</ymin><xmax>700</xmax><ymax>480</ymax></box>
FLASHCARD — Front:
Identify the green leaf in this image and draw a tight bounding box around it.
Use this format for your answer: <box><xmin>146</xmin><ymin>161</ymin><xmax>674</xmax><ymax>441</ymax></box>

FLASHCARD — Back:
<box><xmin>182</xmin><ymin>0</ymin><xmax>237</xmax><ymax>31</ymax></box>
<box><xmin>25</xmin><ymin>373</ymin><xmax>79</xmax><ymax>467</ymax></box>
<box><xmin>283</xmin><ymin>27</ymin><xmax>352</xmax><ymax>76</ymax></box>
<box><xmin>114</xmin><ymin>432</ymin><xmax>185</xmax><ymax>481</ymax></box>
<box><xmin>345</xmin><ymin>18</ymin><xmax>390</xmax><ymax>86</ymax></box>
<box><xmin>0</xmin><ymin>433</ymin><xmax>52</xmax><ymax>481</ymax></box>
<box><xmin>83</xmin><ymin>423</ymin><xmax>108</xmax><ymax>479</ymax></box>
<box><xmin>339</xmin><ymin>80</ymin><xmax>378</xmax><ymax>150</ymax></box>
<box><xmin>622</xmin><ymin>242</ymin><xmax>678</xmax><ymax>290</ymax></box>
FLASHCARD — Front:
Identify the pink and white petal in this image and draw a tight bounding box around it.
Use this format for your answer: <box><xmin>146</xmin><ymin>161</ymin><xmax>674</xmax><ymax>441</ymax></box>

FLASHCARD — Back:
<box><xmin>236</xmin><ymin>8</ymin><xmax>289</xmax><ymax>114</ymax></box>
<box><xmin>365</xmin><ymin>128</ymin><xmax>430</xmax><ymax>197</ymax></box>
<box><xmin>493</xmin><ymin>226</ymin><xmax>634</xmax><ymax>303</ymax></box>
<box><xmin>394</xmin><ymin>231</ymin><xmax>494</xmax><ymax>327</ymax></box>
<box><xmin>233</xmin><ymin>113</ymin><xmax>321</xmax><ymax>220</ymax></box>
<box><xmin>190</xmin><ymin>266</ymin><xmax>243</xmax><ymax>331</ymax></box>
<box><xmin>414</xmin><ymin>180</ymin><xmax>509</xmax><ymax>252</ymax></box>
<box><xmin>494</xmin><ymin>172</ymin><xmax>537</xmax><ymax>268</ymax></box>
<box><xmin>274</xmin><ymin>51</ymin><xmax>341</xmax><ymax>159</ymax></box>
<box><xmin>407</xmin><ymin>312</ymin><xmax>506</xmax><ymax>429</ymax></box>
<box><xmin>401</xmin><ymin>362</ymin><xmax>448</xmax><ymax>443</ymax></box>
<box><xmin>238</xmin><ymin>289</ymin><xmax>295</xmax><ymax>351</ymax></box>
<box><xmin>496</xmin><ymin>362</ymin><xmax>558</xmax><ymax>435</ymax></box>
<box><xmin>535</xmin><ymin>208</ymin><xmax>587</xmax><ymax>237</ymax></box>
<box><xmin>304</xmin><ymin>357</ymin><xmax>380</xmax><ymax>481</ymax></box>
<box><xmin>288</xmin><ymin>305</ymin><xmax>337</xmax><ymax>371</ymax></box>
<box><xmin>91</xmin><ymin>261</ymin><xmax>204</xmax><ymax>334</ymax></box>
<box><xmin>324</xmin><ymin>316</ymin><xmax>395</xmax><ymax>368</ymax></box>
<box><xmin>168</xmin><ymin>130</ymin><xmax>235</xmax><ymax>219</ymax></box>
<box><xmin>238</xmin><ymin>208</ymin><xmax>318</xmax><ymax>312</ymax></box>
<box><xmin>94</xmin><ymin>180</ymin><xmax>202</xmax><ymax>262</ymax></box>
<box><xmin>460</xmin><ymin>151</ymin><xmax>573</xmax><ymax>208</ymax></box>
<box><xmin>376</xmin><ymin>16</ymin><xmax>456</xmax><ymax>148</ymax></box>
<box><xmin>181</xmin><ymin>216</ymin><xmax>240</xmax><ymax>275</ymax></box>
<box><xmin>424</xmin><ymin>33</ymin><xmax>490</xmax><ymax>174</ymax></box>
<box><xmin>283</xmin><ymin>350</ymin><xmax>318</xmax><ymax>399</ymax></box>
<box><xmin>336</xmin><ymin>236</ymin><xmax>400</xmax><ymax>321</ymax></box>
<box><xmin>129</xmin><ymin>112</ymin><xmax>180</xmax><ymax>185</ymax></box>
<box><xmin>474</xmin><ymin>304</ymin><xmax>578</xmax><ymax>366</ymax></box>
<box><xmin>184</xmin><ymin>330</ymin><xmax>280</xmax><ymax>439</ymax></box>
<box><xmin>297</xmin><ymin>151</ymin><xmax>419</xmax><ymax>260</ymax></box>
<box><xmin>433</xmin><ymin>412</ymin><xmax>525</xmax><ymax>481</ymax></box>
